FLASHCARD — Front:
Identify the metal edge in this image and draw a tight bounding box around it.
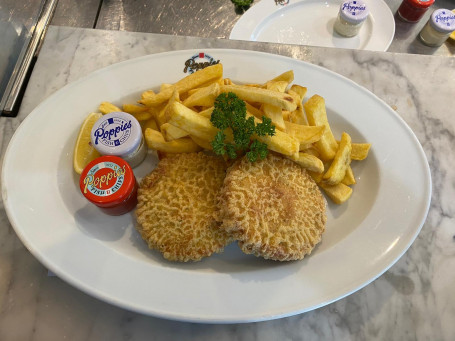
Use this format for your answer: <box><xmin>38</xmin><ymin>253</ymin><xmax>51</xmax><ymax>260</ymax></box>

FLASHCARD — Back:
<box><xmin>1</xmin><ymin>0</ymin><xmax>59</xmax><ymax>116</ymax></box>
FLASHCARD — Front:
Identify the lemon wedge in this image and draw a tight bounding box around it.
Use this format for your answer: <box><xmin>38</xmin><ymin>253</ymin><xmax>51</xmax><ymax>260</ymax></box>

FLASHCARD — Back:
<box><xmin>451</xmin><ymin>10</ymin><xmax>455</xmax><ymax>41</ymax></box>
<box><xmin>73</xmin><ymin>112</ymin><xmax>102</xmax><ymax>174</ymax></box>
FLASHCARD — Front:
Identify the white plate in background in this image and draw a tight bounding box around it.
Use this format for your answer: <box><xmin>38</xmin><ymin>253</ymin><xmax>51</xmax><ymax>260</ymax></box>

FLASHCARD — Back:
<box><xmin>230</xmin><ymin>0</ymin><xmax>395</xmax><ymax>51</ymax></box>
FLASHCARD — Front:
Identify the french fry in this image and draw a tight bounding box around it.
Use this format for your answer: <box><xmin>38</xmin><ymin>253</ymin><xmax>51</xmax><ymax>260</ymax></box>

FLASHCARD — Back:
<box><xmin>287</xmin><ymin>89</ymin><xmax>307</xmax><ymax>125</ymax></box>
<box><xmin>249</xmin><ymin>114</ymin><xmax>300</xmax><ymax>158</ymax></box>
<box><xmin>161</xmin><ymin>122</ymin><xmax>189</xmax><ymax>141</ymax></box>
<box><xmin>141</xmin><ymin>118</ymin><xmax>159</xmax><ymax>134</ymax></box>
<box><xmin>319</xmin><ymin>182</ymin><xmax>353</xmax><ymax>204</ymax></box>
<box><xmin>195</xmin><ymin>77</ymin><xmax>223</xmax><ymax>90</ymax></box>
<box><xmin>160</xmin><ymin>83</ymin><xmax>173</xmax><ymax>92</ymax></box>
<box><xmin>269</xmin><ymin>70</ymin><xmax>294</xmax><ymax>84</ymax></box>
<box><xmin>223</xmin><ymin>78</ymin><xmax>234</xmax><ymax>85</ymax></box>
<box><xmin>290</xmin><ymin>84</ymin><xmax>307</xmax><ymax>99</ymax></box>
<box><xmin>336</xmin><ymin>140</ymin><xmax>371</xmax><ymax>160</ymax></box>
<box><xmin>255</xmin><ymin>131</ymin><xmax>300</xmax><ymax>159</ymax></box>
<box><xmin>262</xmin><ymin>103</ymin><xmax>286</xmax><ymax>131</ymax></box>
<box><xmin>307</xmin><ymin>170</ymin><xmax>324</xmax><ymax>183</ymax></box>
<box><xmin>167</xmin><ymin>102</ymin><xmax>223</xmax><ymax>142</ymax></box>
<box><xmin>156</xmin><ymin>89</ymin><xmax>180</xmax><ymax>126</ymax></box>
<box><xmin>186</xmin><ymin>88</ymin><xmax>199</xmax><ymax>97</ymax></box>
<box><xmin>266</xmin><ymin>81</ymin><xmax>288</xmax><ymax>93</ymax></box>
<box><xmin>183</xmin><ymin>82</ymin><xmax>220</xmax><ymax>108</ymax></box>
<box><xmin>256</xmin><ymin>131</ymin><xmax>299</xmax><ymax>158</ymax></box>
<box><xmin>284</xmin><ymin>121</ymin><xmax>325</xmax><ymax>150</ymax></box>
<box><xmin>144</xmin><ymin>129</ymin><xmax>201</xmax><ymax>153</ymax></box>
<box><xmin>288</xmin><ymin>107</ymin><xmax>307</xmax><ymax>125</ymax></box>
<box><xmin>244</xmin><ymin>83</ymin><xmax>264</xmax><ymax>88</ymax></box>
<box><xmin>131</xmin><ymin>111</ymin><xmax>154</xmax><ymax>121</ymax></box>
<box><xmin>140</xmin><ymin>64</ymin><xmax>223</xmax><ymax>107</ymax></box>
<box><xmin>282</xmin><ymin>110</ymin><xmax>291</xmax><ymax>121</ymax></box>
<box><xmin>304</xmin><ymin>95</ymin><xmax>338</xmax><ymax>161</ymax></box>
<box><xmin>141</xmin><ymin>90</ymin><xmax>155</xmax><ymax>99</ymax></box>
<box><xmin>190</xmin><ymin>135</ymin><xmax>213</xmax><ymax>150</ymax></box>
<box><xmin>323</xmin><ymin>132</ymin><xmax>352</xmax><ymax>185</ymax></box>
<box><xmin>351</xmin><ymin>143</ymin><xmax>371</xmax><ymax>160</ymax></box>
<box><xmin>243</xmin><ymin>70</ymin><xmax>293</xmax><ymax>89</ymax></box>
<box><xmin>220</xmin><ymin>84</ymin><xmax>297</xmax><ymax>111</ymax></box>
<box><xmin>302</xmin><ymin>146</ymin><xmax>320</xmax><ymax>158</ymax></box>
<box><xmin>290</xmin><ymin>152</ymin><xmax>324</xmax><ymax>173</ymax></box>
<box><xmin>245</xmin><ymin>102</ymin><xmax>264</xmax><ymax>120</ymax></box>
<box><xmin>342</xmin><ymin>166</ymin><xmax>356</xmax><ymax>186</ymax></box>
<box><xmin>122</xmin><ymin>104</ymin><xmax>154</xmax><ymax>121</ymax></box>
<box><xmin>99</xmin><ymin>102</ymin><xmax>121</xmax><ymax>114</ymax></box>
<box><xmin>261</xmin><ymin>82</ymin><xmax>287</xmax><ymax>131</ymax></box>
<box><xmin>198</xmin><ymin>107</ymin><xmax>214</xmax><ymax>119</ymax></box>
<box><xmin>122</xmin><ymin>103</ymin><xmax>148</xmax><ymax>115</ymax></box>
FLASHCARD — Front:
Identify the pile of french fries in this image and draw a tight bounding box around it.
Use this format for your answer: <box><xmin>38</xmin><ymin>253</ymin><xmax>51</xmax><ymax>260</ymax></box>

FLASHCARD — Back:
<box><xmin>97</xmin><ymin>64</ymin><xmax>370</xmax><ymax>204</ymax></box>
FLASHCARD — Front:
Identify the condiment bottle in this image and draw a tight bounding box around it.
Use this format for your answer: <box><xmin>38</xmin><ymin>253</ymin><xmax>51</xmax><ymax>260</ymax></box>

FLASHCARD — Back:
<box><xmin>397</xmin><ymin>0</ymin><xmax>435</xmax><ymax>23</ymax></box>
<box><xmin>79</xmin><ymin>155</ymin><xmax>138</xmax><ymax>215</ymax></box>
<box><xmin>91</xmin><ymin>111</ymin><xmax>147</xmax><ymax>168</ymax></box>
<box><xmin>334</xmin><ymin>1</ymin><xmax>369</xmax><ymax>37</ymax></box>
<box><xmin>419</xmin><ymin>9</ymin><xmax>455</xmax><ymax>47</ymax></box>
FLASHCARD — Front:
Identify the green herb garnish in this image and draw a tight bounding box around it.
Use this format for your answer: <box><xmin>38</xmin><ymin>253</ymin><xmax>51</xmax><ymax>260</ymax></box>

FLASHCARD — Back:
<box><xmin>231</xmin><ymin>0</ymin><xmax>254</xmax><ymax>11</ymax></box>
<box><xmin>210</xmin><ymin>92</ymin><xmax>275</xmax><ymax>162</ymax></box>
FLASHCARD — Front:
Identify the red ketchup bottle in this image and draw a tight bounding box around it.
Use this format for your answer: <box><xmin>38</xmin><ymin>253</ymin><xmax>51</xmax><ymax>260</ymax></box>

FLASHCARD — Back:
<box><xmin>79</xmin><ymin>156</ymin><xmax>138</xmax><ymax>215</ymax></box>
<box><xmin>397</xmin><ymin>0</ymin><xmax>435</xmax><ymax>23</ymax></box>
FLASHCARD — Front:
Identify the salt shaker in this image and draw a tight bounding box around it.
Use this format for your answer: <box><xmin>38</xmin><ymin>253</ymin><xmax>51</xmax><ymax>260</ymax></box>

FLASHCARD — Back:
<box><xmin>334</xmin><ymin>1</ymin><xmax>369</xmax><ymax>37</ymax></box>
<box><xmin>419</xmin><ymin>9</ymin><xmax>455</xmax><ymax>47</ymax></box>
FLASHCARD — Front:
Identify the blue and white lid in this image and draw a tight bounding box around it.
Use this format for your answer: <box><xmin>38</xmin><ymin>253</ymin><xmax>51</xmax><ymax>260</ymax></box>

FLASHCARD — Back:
<box><xmin>339</xmin><ymin>1</ymin><xmax>369</xmax><ymax>24</ymax></box>
<box><xmin>430</xmin><ymin>9</ymin><xmax>455</xmax><ymax>33</ymax></box>
<box><xmin>90</xmin><ymin>112</ymin><xmax>142</xmax><ymax>158</ymax></box>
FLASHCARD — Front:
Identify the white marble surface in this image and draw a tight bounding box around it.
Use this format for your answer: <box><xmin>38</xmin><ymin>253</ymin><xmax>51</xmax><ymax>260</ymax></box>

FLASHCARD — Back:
<box><xmin>0</xmin><ymin>26</ymin><xmax>454</xmax><ymax>340</ymax></box>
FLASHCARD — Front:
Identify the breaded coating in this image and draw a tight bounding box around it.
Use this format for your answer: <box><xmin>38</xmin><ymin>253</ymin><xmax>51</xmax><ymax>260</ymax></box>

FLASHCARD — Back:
<box><xmin>218</xmin><ymin>153</ymin><xmax>326</xmax><ymax>261</ymax></box>
<box><xmin>135</xmin><ymin>152</ymin><xmax>232</xmax><ymax>262</ymax></box>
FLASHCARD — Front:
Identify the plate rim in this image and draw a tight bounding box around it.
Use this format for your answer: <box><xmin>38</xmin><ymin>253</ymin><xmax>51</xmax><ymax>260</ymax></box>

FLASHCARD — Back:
<box><xmin>1</xmin><ymin>48</ymin><xmax>431</xmax><ymax>323</ymax></box>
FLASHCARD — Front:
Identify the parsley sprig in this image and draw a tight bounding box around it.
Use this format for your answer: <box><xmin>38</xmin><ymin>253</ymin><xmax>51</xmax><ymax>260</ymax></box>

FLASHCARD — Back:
<box><xmin>210</xmin><ymin>92</ymin><xmax>275</xmax><ymax>162</ymax></box>
<box><xmin>231</xmin><ymin>0</ymin><xmax>254</xmax><ymax>11</ymax></box>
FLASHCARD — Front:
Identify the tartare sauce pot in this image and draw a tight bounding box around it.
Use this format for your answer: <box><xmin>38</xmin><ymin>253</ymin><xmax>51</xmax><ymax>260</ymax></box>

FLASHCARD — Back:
<box><xmin>334</xmin><ymin>1</ymin><xmax>369</xmax><ymax>38</ymax></box>
<box><xmin>419</xmin><ymin>8</ymin><xmax>455</xmax><ymax>47</ymax></box>
<box><xmin>90</xmin><ymin>111</ymin><xmax>147</xmax><ymax>168</ymax></box>
<box><xmin>79</xmin><ymin>156</ymin><xmax>138</xmax><ymax>216</ymax></box>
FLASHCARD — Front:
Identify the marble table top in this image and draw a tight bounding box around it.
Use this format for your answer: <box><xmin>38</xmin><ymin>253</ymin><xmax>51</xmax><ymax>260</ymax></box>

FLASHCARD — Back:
<box><xmin>0</xmin><ymin>26</ymin><xmax>454</xmax><ymax>340</ymax></box>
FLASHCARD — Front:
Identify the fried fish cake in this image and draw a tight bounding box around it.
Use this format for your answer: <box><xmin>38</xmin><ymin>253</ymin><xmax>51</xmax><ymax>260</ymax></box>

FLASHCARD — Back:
<box><xmin>218</xmin><ymin>153</ymin><xmax>326</xmax><ymax>261</ymax></box>
<box><xmin>135</xmin><ymin>152</ymin><xmax>232</xmax><ymax>262</ymax></box>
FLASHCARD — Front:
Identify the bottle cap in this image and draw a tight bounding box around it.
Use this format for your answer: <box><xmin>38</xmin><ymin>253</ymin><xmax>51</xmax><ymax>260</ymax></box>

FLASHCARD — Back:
<box><xmin>406</xmin><ymin>0</ymin><xmax>435</xmax><ymax>9</ymax></box>
<box><xmin>339</xmin><ymin>1</ymin><xmax>369</xmax><ymax>24</ymax></box>
<box><xmin>430</xmin><ymin>9</ymin><xmax>455</xmax><ymax>33</ymax></box>
<box><xmin>91</xmin><ymin>112</ymin><xmax>142</xmax><ymax>158</ymax></box>
<box><xmin>79</xmin><ymin>156</ymin><xmax>136</xmax><ymax>208</ymax></box>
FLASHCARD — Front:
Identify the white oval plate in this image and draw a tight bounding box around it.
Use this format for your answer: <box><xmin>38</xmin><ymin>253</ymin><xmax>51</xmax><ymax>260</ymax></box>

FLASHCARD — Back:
<box><xmin>230</xmin><ymin>0</ymin><xmax>395</xmax><ymax>51</ymax></box>
<box><xmin>2</xmin><ymin>49</ymin><xmax>430</xmax><ymax>323</ymax></box>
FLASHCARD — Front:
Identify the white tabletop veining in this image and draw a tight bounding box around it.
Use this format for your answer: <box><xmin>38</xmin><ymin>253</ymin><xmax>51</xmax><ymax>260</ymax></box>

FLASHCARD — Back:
<box><xmin>0</xmin><ymin>26</ymin><xmax>454</xmax><ymax>340</ymax></box>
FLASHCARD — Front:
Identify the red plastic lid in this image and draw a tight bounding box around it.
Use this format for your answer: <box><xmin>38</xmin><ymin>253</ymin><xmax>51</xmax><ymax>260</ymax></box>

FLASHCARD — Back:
<box><xmin>79</xmin><ymin>156</ymin><xmax>136</xmax><ymax>208</ymax></box>
<box><xmin>405</xmin><ymin>0</ymin><xmax>435</xmax><ymax>9</ymax></box>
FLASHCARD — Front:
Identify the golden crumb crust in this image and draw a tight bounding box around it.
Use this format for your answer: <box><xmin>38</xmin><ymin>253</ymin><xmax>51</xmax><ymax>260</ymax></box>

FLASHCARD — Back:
<box><xmin>135</xmin><ymin>152</ymin><xmax>232</xmax><ymax>262</ymax></box>
<box><xmin>218</xmin><ymin>153</ymin><xmax>326</xmax><ymax>261</ymax></box>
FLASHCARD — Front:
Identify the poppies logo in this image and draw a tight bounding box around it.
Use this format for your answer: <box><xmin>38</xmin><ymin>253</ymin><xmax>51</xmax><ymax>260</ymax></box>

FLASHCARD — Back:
<box><xmin>82</xmin><ymin>162</ymin><xmax>126</xmax><ymax>197</ymax></box>
<box><xmin>183</xmin><ymin>52</ymin><xmax>220</xmax><ymax>74</ymax></box>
